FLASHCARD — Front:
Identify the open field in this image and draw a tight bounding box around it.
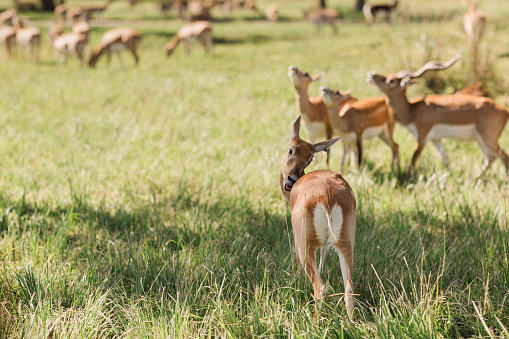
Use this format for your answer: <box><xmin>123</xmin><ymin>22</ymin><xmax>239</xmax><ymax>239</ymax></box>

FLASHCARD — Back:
<box><xmin>1</xmin><ymin>0</ymin><xmax>509</xmax><ymax>337</ymax></box>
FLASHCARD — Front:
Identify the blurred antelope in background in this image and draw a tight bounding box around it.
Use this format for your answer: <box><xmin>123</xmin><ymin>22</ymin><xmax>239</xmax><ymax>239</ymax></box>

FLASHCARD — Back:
<box><xmin>367</xmin><ymin>52</ymin><xmax>509</xmax><ymax>176</ymax></box>
<box><xmin>0</xmin><ymin>26</ymin><xmax>16</xmax><ymax>57</ymax></box>
<box><xmin>165</xmin><ymin>21</ymin><xmax>213</xmax><ymax>56</ymax></box>
<box><xmin>363</xmin><ymin>0</ymin><xmax>398</xmax><ymax>24</ymax></box>
<box><xmin>265</xmin><ymin>4</ymin><xmax>279</xmax><ymax>22</ymax></box>
<box><xmin>52</xmin><ymin>31</ymin><xmax>87</xmax><ymax>66</ymax></box>
<box><xmin>280</xmin><ymin>116</ymin><xmax>356</xmax><ymax>319</ymax></box>
<box><xmin>0</xmin><ymin>9</ymin><xmax>17</xmax><ymax>26</ymax></box>
<box><xmin>83</xmin><ymin>0</ymin><xmax>112</xmax><ymax>21</ymax></box>
<box><xmin>320</xmin><ymin>87</ymin><xmax>399</xmax><ymax>170</ymax></box>
<box><xmin>303</xmin><ymin>9</ymin><xmax>339</xmax><ymax>35</ymax></box>
<box><xmin>463</xmin><ymin>2</ymin><xmax>485</xmax><ymax>71</ymax></box>
<box><xmin>13</xmin><ymin>17</ymin><xmax>40</xmax><ymax>62</ymax></box>
<box><xmin>89</xmin><ymin>28</ymin><xmax>142</xmax><ymax>67</ymax></box>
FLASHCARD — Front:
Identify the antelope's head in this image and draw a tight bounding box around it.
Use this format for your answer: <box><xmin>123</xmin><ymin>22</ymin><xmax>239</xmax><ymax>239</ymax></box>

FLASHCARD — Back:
<box><xmin>288</xmin><ymin>65</ymin><xmax>322</xmax><ymax>91</ymax></box>
<box><xmin>320</xmin><ymin>86</ymin><xmax>353</xmax><ymax>109</ymax></box>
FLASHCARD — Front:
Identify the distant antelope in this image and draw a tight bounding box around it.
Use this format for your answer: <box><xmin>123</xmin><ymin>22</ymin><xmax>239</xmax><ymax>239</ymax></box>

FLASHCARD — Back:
<box><xmin>0</xmin><ymin>26</ymin><xmax>16</xmax><ymax>57</ymax></box>
<box><xmin>54</xmin><ymin>4</ymin><xmax>67</xmax><ymax>23</ymax></box>
<box><xmin>303</xmin><ymin>9</ymin><xmax>339</xmax><ymax>35</ymax></box>
<box><xmin>89</xmin><ymin>28</ymin><xmax>142</xmax><ymax>67</ymax></box>
<box><xmin>363</xmin><ymin>0</ymin><xmax>398</xmax><ymax>24</ymax></box>
<box><xmin>288</xmin><ymin>65</ymin><xmax>333</xmax><ymax>166</ymax></box>
<box><xmin>320</xmin><ymin>87</ymin><xmax>399</xmax><ymax>170</ymax></box>
<box><xmin>265</xmin><ymin>4</ymin><xmax>279</xmax><ymax>22</ymax></box>
<box><xmin>13</xmin><ymin>0</ymin><xmax>38</xmax><ymax>11</ymax></box>
<box><xmin>464</xmin><ymin>3</ymin><xmax>485</xmax><ymax>45</ymax></box>
<box><xmin>83</xmin><ymin>0</ymin><xmax>112</xmax><ymax>20</ymax></box>
<box><xmin>48</xmin><ymin>20</ymin><xmax>63</xmax><ymax>44</ymax></box>
<box><xmin>13</xmin><ymin>17</ymin><xmax>40</xmax><ymax>62</ymax></box>
<box><xmin>72</xmin><ymin>21</ymin><xmax>90</xmax><ymax>44</ymax></box>
<box><xmin>367</xmin><ymin>51</ymin><xmax>509</xmax><ymax>176</ymax></box>
<box><xmin>66</xmin><ymin>8</ymin><xmax>89</xmax><ymax>25</ymax></box>
<box><xmin>52</xmin><ymin>32</ymin><xmax>87</xmax><ymax>66</ymax></box>
<box><xmin>280</xmin><ymin>116</ymin><xmax>356</xmax><ymax>319</ymax></box>
<box><xmin>0</xmin><ymin>9</ymin><xmax>17</xmax><ymax>26</ymax></box>
<box><xmin>155</xmin><ymin>2</ymin><xmax>172</xmax><ymax>17</ymax></box>
<box><xmin>165</xmin><ymin>21</ymin><xmax>213</xmax><ymax>56</ymax></box>
<box><xmin>188</xmin><ymin>0</ymin><xmax>214</xmax><ymax>21</ymax></box>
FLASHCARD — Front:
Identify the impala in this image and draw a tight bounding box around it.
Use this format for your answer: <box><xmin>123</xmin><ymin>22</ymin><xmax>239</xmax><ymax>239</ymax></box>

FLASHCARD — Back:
<box><xmin>165</xmin><ymin>21</ymin><xmax>213</xmax><ymax>56</ymax></box>
<box><xmin>0</xmin><ymin>26</ymin><xmax>16</xmax><ymax>57</ymax></box>
<box><xmin>288</xmin><ymin>65</ymin><xmax>333</xmax><ymax>166</ymax></box>
<box><xmin>303</xmin><ymin>9</ymin><xmax>339</xmax><ymax>35</ymax></box>
<box><xmin>89</xmin><ymin>28</ymin><xmax>142</xmax><ymax>67</ymax></box>
<box><xmin>280</xmin><ymin>116</ymin><xmax>356</xmax><ymax>319</ymax></box>
<box><xmin>367</xmin><ymin>52</ymin><xmax>509</xmax><ymax>175</ymax></box>
<box><xmin>320</xmin><ymin>86</ymin><xmax>399</xmax><ymax>170</ymax></box>
<box><xmin>362</xmin><ymin>0</ymin><xmax>398</xmax><ymax>24</ymax></box>
<box><xmin>13</xmin><ymin>17</ymin><xmax>40</xmax><ymax>61</ymax></box>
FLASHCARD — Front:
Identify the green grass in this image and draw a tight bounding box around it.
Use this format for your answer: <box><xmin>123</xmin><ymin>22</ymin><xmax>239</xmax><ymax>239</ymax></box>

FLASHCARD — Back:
<box><xmin>1</xmin><ymin>0</ymin><xmax>509</xmax><ymax>337</ymax></box>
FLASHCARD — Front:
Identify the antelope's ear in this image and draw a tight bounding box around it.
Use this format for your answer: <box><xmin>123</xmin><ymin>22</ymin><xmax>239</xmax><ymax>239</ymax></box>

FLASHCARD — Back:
<box><xmin>400</xmin><ymin>77</ymin><xmax>416</xmax><ymax>88</ymax></box>
<box><xmin>342</xmin><ymin>89</ymin><xmax>353</xmax><ymax>97</ymax></box>
<box><xmin>311</xmin><ymin>73</ymin><xmax>323</xmax><ymax>82</ymax></box>
<box><xmin>314</xmin><ymin>136</ymin><xmax>341</xmax><ymax>153</ymax></box>
<box><xmin>290</xmin><ymin>116</ymin><xmax>301</xmax><ymax>139</ymax></box>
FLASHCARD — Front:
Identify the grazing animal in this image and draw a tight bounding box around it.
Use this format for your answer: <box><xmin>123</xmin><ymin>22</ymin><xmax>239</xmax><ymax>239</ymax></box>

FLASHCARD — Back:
<box><xmin>320</xmin><ymin>87</ymin><xmax>399</xmax><ymax>170</ymax></box>
<box><xmin>367</xmin><ymin>51</ymin><xmax>509</xmax><ymax>176</ymax></box>
<box><xmin>0</xmin><ymin>26</ymin><xmax>16</xmax><ymax>57</ymax></box>
<box><xmin>280</xmin><ymin>116</ymin><xmax>356</xmax><ymax>319</ymax></box>
<box><xmin>13</xmin><ymin>17</ymin><xmax>40</xmax><ymax>62</ymax></box>
<box><xmin>303</xmin><ymin>9</ymin><xmax>339</xmax><ymax>35</ymax></box>
<box><xmin>362</xmin><ymin>0</ymin><xmax>398</xmax><ymax>24</ymax></box>
<box><xmin>288</xmin><ymin>65</ymin><xmax>333</xmax><ymax>166</ymax></box>
<box><xmin>52</xmin><ymin>32</ymin><xmax>87</xmax><ymax>66</ymax></box>
<box><xmin>89</xmin><ymin>28</ymin><xmax>142</xmax><ymax>67</ymax></box>
<box><xmin>165</xmin><ymin>21</ymin><xmax>213</xmax><ymax>56</ymax></box>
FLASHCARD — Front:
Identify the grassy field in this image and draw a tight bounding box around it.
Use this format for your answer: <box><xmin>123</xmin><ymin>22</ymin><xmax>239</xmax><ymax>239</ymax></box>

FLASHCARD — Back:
<box><xmin>1</xmin><ymin>0</ymin><xmax>509</xmax><ymax>337</ymax></box>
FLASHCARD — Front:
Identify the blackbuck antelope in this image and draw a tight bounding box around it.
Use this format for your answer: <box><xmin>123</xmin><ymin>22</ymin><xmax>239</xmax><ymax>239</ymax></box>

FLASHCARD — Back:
<box><xmin>367</xmin><ymin>52</ymin><xmax>509</xmax><ymax>176</ymax></box>
<box><xmin>288</xmin><ymin>66</ymin><xmax>332</xmax><ymax>166</ymax></box>
<box><xmin>320</xmin><ymin>87</ymin><xmax>399</xmax><ymax>170</ymax></box>
<box><xmin>13</xmin><ymin>17</ymin><xmax>40</xmax><ymax>62</ymax></box>
<box><xmin>464</xmin><ymin>3</ymin><xmax>485</xmax><ymax>45</ymax></box>
<box><xmin>165</xmin><ymin>21</ymin><xmax>213</xmax><ymax>57</ymax></box>
<box><xmin>89</xmin><ymin>28</ymin><xmax>142</xmax><ymax>67</ymax></box>
<box><xmin>303</xmin><ymin>9</ymin><xmax>339</xmax><ymax>35</ymax></box>
<box><xmin>280</xmin><ymin>116</ymin><xmax>356</xmax><ymax>319</ymax></box>
<box><xmin>0</xmin><ymin>26</ymin><xmax>16</xmax><ymax>57</ymax></box>
<box><xmin>0</xmin><ymin>9</ymin><xmax>17</xmax><ymax>26</ymax></box>
<box><xmin>362</xmin><ymin>0</ymin><xmax>398</xmax><ymax>24</ymax></box>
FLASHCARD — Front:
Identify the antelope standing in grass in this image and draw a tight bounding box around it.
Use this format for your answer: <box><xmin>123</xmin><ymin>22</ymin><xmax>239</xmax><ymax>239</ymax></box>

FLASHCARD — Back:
<box><xmin>72</xmin><ymin>21</ymin><xmax>90</xmax><ymax>44</ymax></box>
<box><xmin>13</xmin><ymin>17</ymin><xmax>40</xmax><ymax>62</ymax></box>
<box><xmin>54</xmin><ymin>4</ymin><xmax>67</xmax><ymax>23</ymax></box>
<box><xmin>89</xmin><ymin>28</ymin><xmax>142</xmax><ymax>67</ymax></box>
<box><xmin>0</xmin><ymin>26</ymin><xmax>16</xmax><ymax>57</ymax></box>
<box><xmin>303</xmin><ymin>9</ymin><xmax>339</xmax><ymax>35</ymax></box>
<box><xmin>83</xmin><ymin>0</ymin><xmax>112</xmax><ymax>21</ymax></box>
<box><xmin>367</xmin><ymin>52</ymin><xmax>509</xmax><ymax>176</ymax></box>
<box><xmin>0</xmin><ymin>9</ymin><xmax>17</xmax><ymax>26</ymax></box>
<box><xmin>52</xmin><ymin>32</ymin><xmax>87</xmax><ymax>66</ymax></box>
<box><xmin>320</xmin><ymin>87</ymin><xmax>399</xmax><ymax>170</ymax></box>
<box><xmin>288</xmin><ymin>66</ymin><xmax>333</xmax><ymax>167</ymax></box>
<box><xmin>362</xmin><ymin>0</ymin><xmax>398</xmax><ymax>24</ymax></box>
<box><xmin>165</xmin><ymin>21</ymin><xmax>213</xmax><ymax>56</ymax></box>
<box><xmin>280</xmin><ymin>116</ymin><xmax>356</xmax><ymax>319</ymax></box>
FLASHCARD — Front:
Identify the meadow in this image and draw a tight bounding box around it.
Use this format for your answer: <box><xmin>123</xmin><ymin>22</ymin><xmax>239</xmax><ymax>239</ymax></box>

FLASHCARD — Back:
<box><xmin>1</xmin><ymin>0</ymin><xmax>509</xmax><ymax>337</ymax></box>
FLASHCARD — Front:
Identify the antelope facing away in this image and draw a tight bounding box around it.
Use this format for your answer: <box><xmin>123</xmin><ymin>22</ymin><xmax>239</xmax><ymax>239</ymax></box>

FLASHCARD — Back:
<box><xmin>363</xmin><ymin>0</ymin><xmax>398</xmax><ymax>24</ymax></box>
<box><xmin>320</xmin><ymin>87</ymin><xmax>399</xmax><ymax>170</ymax></box>
<box><xmin>165</xmin><ymin>21</ymin><xmax>213</xmax><ymax>57</ymax></box>
<box><xmin>288</xmin><ymin>66</ymin><xmax>333</xmax><ymax>166</ymax></box>
<box><xmin>52</xmin><ymin>32</ymin><xmax>87</xmax><ymax>66</ymax></box>
<box><xmin>303</xmin><ymin>9</ymin><xmax>339</xmax><ymax>35</ymax></box>
<box><xmin>0</xmin><ymin>26</ymin><xmax>16</xmax><ymax>57</ymax></box>
<box><xmin>89</xmin><ymin>28</ymin><xmax>142</xmax><ymax>67</ymax></box>
<box><xmin>13</xmin><ymin>17</ymin><xmax>40</xmax><ymax>62</ymax></box>
<box><xmin>367</xmin><ymin>51</ymin><xmax>509</xmax><ymax>176</ymax></box>
<box><xmin>280</xmin><ymin>116</ymin><xmax>356</xmax><ymax>319</ymax></box>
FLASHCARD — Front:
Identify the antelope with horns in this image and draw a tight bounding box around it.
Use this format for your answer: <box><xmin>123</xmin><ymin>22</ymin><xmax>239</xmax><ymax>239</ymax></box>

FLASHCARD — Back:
<box><xmin>165</xmin><ymin>21</ymin><xmax>213</xmax><ymax>57</ymax></box>
<box><xmin>288</xmin><ymin>65</ymin><xmax>333</xmax><ymax>167</ymax></box>
<box><xmin>320</xmin><ymin>87</ymin><xmax>399</xmax><ymax>170</ymax></box>
<box><xmin>280</xmin><ymin>116</ymin><xmax>356</xmax><ymax>319</ymax></box>
<box><xmin>362</xmin><ymin>0</ymin><xmax>398</xmax><ymax>25</ymax></box>
<box><xmin>367</xmin><ymin>51</ymin><xmax>509</xmax><ymax>176</ymax></box>
<box><xmin>89</xmin><ymin>28</ymin><xmax>142</xmax><ymax>67</ymax></box>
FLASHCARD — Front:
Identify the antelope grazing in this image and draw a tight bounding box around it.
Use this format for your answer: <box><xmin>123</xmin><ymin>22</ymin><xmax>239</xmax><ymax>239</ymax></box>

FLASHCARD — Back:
<box><xmin>362</xmin><ymin>0</ymin><xmax>398</xmax><ymax>24</ymax></box>
<box><xmin>288</xmin><ymin>66</ymin><xmax>332</xmax><ymax>166</ymax></box>
<box><xmin>52</xmin><ymin>32</ymin><xmax>87</xmax><ymax>66</ymax></box>
<box><xmin>89</xmin><ymin>28</ymin><xmax>142</xmax><ymax>67</ymax></box>
<box><xmin>280</xmin><ymin>116</ymin><xmax>356</xmax><ymax>319</ymax></box>
<box><xmin>0</xmin><ymin>9</ymin><xmax>17</xmax><ymax>26</ymax></box>
<box><xmin>165</xmin><ymin>21</ymin><xmax>213</xmax><ymax>56</ymax></box>
<box><xmin>464</xmin><ymin>3</ymin><xmax>485</xmax><ymax>45</ymax></box>
<box><xmin>320</xmin><ymin>87</ymin><xmax>399</xmax><ymax>170</ymax></box>
<box><xmin>265</xmin><ymin>4</ymin><xmax>279</xmax><ymax>22</ymax></box>
<box><xmin>0</xmin><ymin>26</ymin><xmax>16</xmax><ymax>57</ymax></box>
<box><xmin>303</xmin><ymin>9</ymin><xmax>339</xmax><ymax>35</ymax></box>
<box><xmin>367</xmin><ymin>52</ymin><xmax>509</xmax><ymax>176</ymax></box>
<box><xmin>13</xmin><ymin>17</ymin><xmax>40</xmax><ymax>61</ymax></box>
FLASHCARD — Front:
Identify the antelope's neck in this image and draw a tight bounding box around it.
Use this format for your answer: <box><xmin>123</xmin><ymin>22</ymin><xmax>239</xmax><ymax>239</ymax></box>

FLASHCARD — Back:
<box><xmin>386</xmin><ymin>91</ymin><xmax>413</xmax><ymax>126</ymax></box>
<box><xmin>295</xmin><ymin>87</ymin><xmax>312</xmax><ymax>120</ymax></box>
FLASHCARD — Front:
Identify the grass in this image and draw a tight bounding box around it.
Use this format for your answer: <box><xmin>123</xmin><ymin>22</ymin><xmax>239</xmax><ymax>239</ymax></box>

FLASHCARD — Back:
<box><xmin>1</xmin><ymin>0</ymin><xmax>509</xmax><ymax>337</ymax></box>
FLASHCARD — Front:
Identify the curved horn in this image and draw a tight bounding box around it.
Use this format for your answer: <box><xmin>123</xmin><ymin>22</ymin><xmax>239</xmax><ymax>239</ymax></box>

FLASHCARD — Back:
<box><xmin>398</xmin><ymin>51</ymin><xmax>463</xmax><ymax>79</ymax></box>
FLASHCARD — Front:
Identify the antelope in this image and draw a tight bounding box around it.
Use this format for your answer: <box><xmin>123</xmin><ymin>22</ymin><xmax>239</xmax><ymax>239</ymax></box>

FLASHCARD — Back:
<box><xmin>303</xmin><ymin>9</ymin><xmax>339</xmax><ymax>35</ymax></box>
<box><xmin>72</xmin><ymin>21</ymin><xmax>90</xmax><ymax>44</ymax></box>
<box><xmin>89</xmin><ymin>28</ymin><xmax>142</xmax><ymax>67</ymax></box>
<box><xmin>83</xmin><ymin>0</ymin><xmax>112</xmax><ymax>21</ymax></box>
<box><xmin>66</xmin><ymin>8</ymin><xmax>89</xmax><ymax>25</ymax></box>
<box><xmin>464</xmin><ymin>3</ymin><xmax>485</xmax><ymax>45</ymax></box>
<box><xmin>367</xmin><ymin>52</ymin><xmax>509</xmax><ymax>176</ymax></box>
<box><xmin>280</xmin><ymin>116</ymin><xmax>356</xmax><ymax>319</ymax></box>
<box><xmin>0</xmin><ymin>9</ymin><xmax>17</xmax><ymax>26</ymax></box>
<box><xmin>0</xmin><ymin>26</ymin><xmax>16</xmax><ymax>57</ymax></box>
<box><xmin>362</xmin><ymin>0</ymin><xmax>398</xmax><ymax>24</ymax></box>
<box><xmin>155</xmin><ymin>2</ymin><xmax>172</xmax><ymax>17</ymax></box>
<box><xmin>188</xmin><ymin>0</ymin><xmax>214</xmax><ymax>21</ymax></box>
<box><xmin>48</xmin><ymin>20</ymin><xmax>63</xmax><ymax>44</ymax></box>
<box><xmin>165</xmin><ymin>21</ymin><xmax>213</xmax><ymax>57</ymax></box>
<box><xmin>320</xmin><ymin>87</ymin><xmax>399</xmax><ymax>170</ymax></box>
<box><xmin>288</xmin><ymin>66</ymin><xmax>333</xmax><ymax>166</ymax></box>
<box><xmin>13</xmin><ymin>17</ymin><xmax>40</xmax><ymax>61</ymax></box>
<box><xmin>265</xmin><ymin>4</ymin><xmax>279</xmax><ymax>22</ymax></box>
<box><xmin>52</xmin><ymin>32</ymin><xmax>87</xmax><ymax>66</ymax></box>
<box><xmin>54</xmin><ymin>4</ymin><xmax>67</xmax><ymax>23</ymax></box>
